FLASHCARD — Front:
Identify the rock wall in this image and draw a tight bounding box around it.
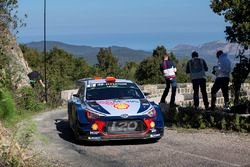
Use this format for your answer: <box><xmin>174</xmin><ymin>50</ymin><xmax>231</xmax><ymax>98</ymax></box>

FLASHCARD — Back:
<box><xmin>0</xmin><ymin>29</ymin><xmax>31</xmax><ymax>89</ymax></box>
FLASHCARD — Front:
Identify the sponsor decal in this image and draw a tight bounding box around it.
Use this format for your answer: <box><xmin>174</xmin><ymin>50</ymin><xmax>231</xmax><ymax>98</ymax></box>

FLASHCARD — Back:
<box><xmin>97</xmin><ymin>100</ymin><xmax>139</xmax><ymax>106</ymax></box>
<box><xmin>90</xmin><ymin>131</ymin><xmax>100</xmax><ymax>135</ymax></box>
<box><xmin>88</xmin><ymin>137</ymin><xmax>101</xmax><ymax>140</ymax></box>
<box><xmin>87</xmin><ymin>83</ymin><xmax>97</xmax><ymax>88</ymax></box>
<box><xmin>97</xmin><ymin>101</ymin><xmax>115</xmax><ymax>105</ymax></box>
<box><xmin>142</xmin><ymin>102</ymin><xmax>149</xmax><ymax>106</ymax></box>
<box><xmin>114</xmin><ymin>103</ymin><xmax>130</xmax><ymax>109</ymax></box>
<box><xmin>150</xmin><ymin>134</ymin><xmax>160</xmax><ymax>138</ymax></box>
<box><xmin>126</xmin><ymin>100</ymin><xmax>139</xmax><ymax>103</ymax></box>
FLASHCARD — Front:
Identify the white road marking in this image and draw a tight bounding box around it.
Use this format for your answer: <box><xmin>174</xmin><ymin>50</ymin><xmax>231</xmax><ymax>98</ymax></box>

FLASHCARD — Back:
<box><xmin>165</xmin><ymin>146</ymin><xmax>241</xmax><ymax>167</ymax></box>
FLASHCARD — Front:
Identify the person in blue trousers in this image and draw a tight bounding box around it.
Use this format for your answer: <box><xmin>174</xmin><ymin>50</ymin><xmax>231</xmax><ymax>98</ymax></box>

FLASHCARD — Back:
<box><xmin>160</xmin><ymin>53</ymin><xmax>178</xmax><ymax>108</ymax></box>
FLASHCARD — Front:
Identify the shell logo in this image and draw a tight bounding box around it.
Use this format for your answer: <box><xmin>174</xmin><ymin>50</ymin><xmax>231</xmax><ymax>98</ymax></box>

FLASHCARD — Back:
<box><xmin>113</xmin><ymin>103</ymin><xmax>130</xmax><ymax>109</ymax></box>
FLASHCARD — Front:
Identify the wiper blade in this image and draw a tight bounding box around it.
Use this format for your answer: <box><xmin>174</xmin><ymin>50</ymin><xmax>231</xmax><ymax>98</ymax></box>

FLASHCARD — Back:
<box><xmin>117</xmin><ymin>97</ymin><xmax>136</xmax><ymax>99</ymax></box>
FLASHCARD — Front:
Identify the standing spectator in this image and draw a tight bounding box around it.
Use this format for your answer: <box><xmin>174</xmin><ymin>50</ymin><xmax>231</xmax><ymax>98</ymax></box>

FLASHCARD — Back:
<box><xmin>160</xmin><ymin>53</ymin><xmax>178</xmax><ymax>107</ymax></box>
<box><xmin>186</xmin><ymin>51</ymin><xmax>209</xmax><ymax>110</ymax></box>
<box><xmin>210</xmin><ymin>50</ymin><xmax>231</xmax><ymax>110</ymax></box>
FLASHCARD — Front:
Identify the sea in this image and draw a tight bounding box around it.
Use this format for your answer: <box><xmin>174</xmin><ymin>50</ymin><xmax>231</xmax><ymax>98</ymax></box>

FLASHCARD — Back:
<box><xmin>18</xmin><ymin>31</ymin><xmax>226</xmax><ymax>51</ymax></box>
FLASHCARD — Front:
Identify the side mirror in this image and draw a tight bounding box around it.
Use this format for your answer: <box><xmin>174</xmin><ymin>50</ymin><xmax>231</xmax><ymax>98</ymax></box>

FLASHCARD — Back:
<box><xmin>144</xmin><ymin>92</ymin><xmax>151</xmax><ymax>97</ymax></box>
<box><xmin>73</xmin><ymin>94</ymin><xmax>79</xmax><ymax>98</ymax></box>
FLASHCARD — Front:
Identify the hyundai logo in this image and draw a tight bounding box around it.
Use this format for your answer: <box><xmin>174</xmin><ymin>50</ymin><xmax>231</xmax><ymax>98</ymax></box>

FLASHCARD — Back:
<box><xmin>120</xmin><ymin>114</ymin><xmax>129</xmax><ymax>118</ymax></box>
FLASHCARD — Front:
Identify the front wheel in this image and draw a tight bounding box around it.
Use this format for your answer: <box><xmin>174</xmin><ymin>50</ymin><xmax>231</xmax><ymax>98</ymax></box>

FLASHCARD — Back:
<box><xmin>149</xmin><ymin>138</ymin><xmax>161</xmax><ymax>143</ymax></box>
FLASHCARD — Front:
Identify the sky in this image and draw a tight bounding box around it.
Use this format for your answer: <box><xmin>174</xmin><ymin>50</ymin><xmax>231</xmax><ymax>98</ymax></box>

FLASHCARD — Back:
<box><xmin>17</xmin><ymin>0</ymin><xmax>227</xmax><ymax>50</ymax></box>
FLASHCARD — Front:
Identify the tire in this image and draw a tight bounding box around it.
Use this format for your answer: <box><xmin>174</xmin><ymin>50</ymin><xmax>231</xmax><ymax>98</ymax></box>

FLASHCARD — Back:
<box><xmin>68</xmin><ymin>106</ymin><xmax>74</xmax><ymax>128</ymax></box>
<box><xmin>73</xmin><ymin>118</ymin><xmax>81</xmax><ymax>142</ymax></box>
<box><xmin>151</xmin><ymin>138</ymin><xmax>160</xmax><ymax>143</ymax></box>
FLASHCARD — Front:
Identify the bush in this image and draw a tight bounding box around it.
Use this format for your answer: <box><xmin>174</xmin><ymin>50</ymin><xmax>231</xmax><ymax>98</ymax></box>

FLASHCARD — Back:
<box><xmin>0</xmin><ymin>89</ymin><xmax>16</xmax><ymax>122</ymax></box>
<box><xmin>164</xmin><ymin>107</ymin><xmax>250</xmax><ymax>132</ymax></box>
<box><xmin>15</xmin><ymin>87</ymin><xmax>45</xmax><ymax>112</ymax></box>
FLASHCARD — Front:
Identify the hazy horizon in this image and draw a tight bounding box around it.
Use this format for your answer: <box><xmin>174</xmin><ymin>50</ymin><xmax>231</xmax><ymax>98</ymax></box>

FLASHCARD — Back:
<box><xmin>18</xmin><ymin>0</ymin><xmax>227</xmax><ymax>51</ymax></box>
<box><xmin>19</xmin><ymin>31</ymin><xmax>226</xmax><ymax>51</ymax></box>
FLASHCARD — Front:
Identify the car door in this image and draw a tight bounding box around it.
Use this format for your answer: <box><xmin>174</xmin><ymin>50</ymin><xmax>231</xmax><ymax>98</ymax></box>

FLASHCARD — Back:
<box><xmin>72</xmin><ymin>84</ymin><xmax>85</xmax><ymax>124</ymax></box>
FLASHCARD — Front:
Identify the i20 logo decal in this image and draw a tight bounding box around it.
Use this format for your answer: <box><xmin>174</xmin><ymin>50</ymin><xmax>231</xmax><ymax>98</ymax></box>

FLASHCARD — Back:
<box><xmin>113</xmin><ymin>103</ymin><xmax>130</xmax><ymax>109</ymax></box>
<box><xmin>109</xmin><ymin>121</ymin><xmax>138</xmax><ymax>132</ymax></box>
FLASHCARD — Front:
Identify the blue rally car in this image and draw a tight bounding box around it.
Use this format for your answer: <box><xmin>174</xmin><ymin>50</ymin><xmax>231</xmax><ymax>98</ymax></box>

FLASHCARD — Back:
<box><xmin>68</xmin><ymin>77</ymin><xmax>164</xmax><ymax>141</ymax></box>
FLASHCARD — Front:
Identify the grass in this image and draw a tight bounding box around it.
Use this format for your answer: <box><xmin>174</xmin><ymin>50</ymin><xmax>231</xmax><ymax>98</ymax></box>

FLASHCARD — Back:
<box><xmin>0</xmin><ymin>86</ymin><xmax>49</xmax><ymax>127</ymax></box>
<box><xmin>0</xmin><ymin>89</ymin><xmax>16</xmax><ymax>124</ymax></box>
<box><xmin>0</xmin><ymin>88</ymin><xmax>51</xmax><ymax>167</ymax></box>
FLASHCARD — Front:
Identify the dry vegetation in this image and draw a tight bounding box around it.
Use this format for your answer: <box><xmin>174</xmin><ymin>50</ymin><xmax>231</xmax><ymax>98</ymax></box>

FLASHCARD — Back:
<box><xmin>0</xmin><ymin>122</ymin><xmax>26</xmax><ymax>166</ymax></box>
<box><xmin>0</xmin><ymin>122</ymin><xmax>41</xmax><ymax>167</ymax></box>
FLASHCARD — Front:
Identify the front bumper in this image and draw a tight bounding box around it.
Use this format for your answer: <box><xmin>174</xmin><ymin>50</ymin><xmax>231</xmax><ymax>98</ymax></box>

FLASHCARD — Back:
<box><xmin>75</xmin><ymin>115</ymin><xmax>164</xmax><ymax>141</ymax></box>
<box><xmin>78</xmin><ymin>127</ymin><xmax>164</xmax><ymax>141</ymax></box>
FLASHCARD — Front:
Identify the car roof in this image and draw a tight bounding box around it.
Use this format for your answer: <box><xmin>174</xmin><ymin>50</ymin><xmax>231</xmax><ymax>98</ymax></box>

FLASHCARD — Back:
<box><xmin>76</xmin><ymin>78</ymin><xmax>134</xmax><ymax>85</ymax></box>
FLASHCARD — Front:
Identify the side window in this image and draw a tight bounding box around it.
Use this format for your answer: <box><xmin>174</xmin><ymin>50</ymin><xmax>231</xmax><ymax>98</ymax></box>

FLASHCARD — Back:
<box><xmin>77</xmin><ymin>84</ymin><xmax>85</xmax><ymax>100</ymax></box>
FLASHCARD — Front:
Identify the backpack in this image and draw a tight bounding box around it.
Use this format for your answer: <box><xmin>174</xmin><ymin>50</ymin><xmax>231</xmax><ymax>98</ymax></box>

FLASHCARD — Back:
<box><xmin>188</xmin><ymin>58</ymin><xmax>206</xmax><ymax>80</ymax></box>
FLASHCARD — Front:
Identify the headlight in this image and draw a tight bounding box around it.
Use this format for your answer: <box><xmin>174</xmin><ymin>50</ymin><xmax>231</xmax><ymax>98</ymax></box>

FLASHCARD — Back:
<box><xmin>147</xmin><ymin>108</ymin><xmax>156</xmax><ymax>118</ymax></box>
<box><xmin>86</xmin><ymin>110</ymin><xmax>104</xmax><ymax>120</ymax></box>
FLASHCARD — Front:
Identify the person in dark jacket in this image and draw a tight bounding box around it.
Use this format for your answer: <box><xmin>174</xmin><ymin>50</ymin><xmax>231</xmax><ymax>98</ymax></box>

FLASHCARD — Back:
<box><xmin>186</xmin><ymin>51</ymin><xmax>209</xmax><ymax>110</ymax></box>
<box><xmin>160</xmin><ymin>53</ymin><xmax>177</xmax><ymax>107</ymax></box>
<box><xmin>27</xmin><ymin>71</ymin><xmax>45</xmax><ymax>88</ymax></box>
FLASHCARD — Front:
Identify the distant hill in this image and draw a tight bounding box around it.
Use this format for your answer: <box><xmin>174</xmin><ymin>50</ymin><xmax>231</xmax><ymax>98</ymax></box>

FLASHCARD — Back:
<box><xmin>172</xmin><ymin>41</ymin><xmax>249</xmax><ymax>67</ymax></box>
<box><xmin>26</xmin><ymin>40</ymin><xmax>248</xmax><ymax>67</ymax></box>
<box><xmin>26</xmin><ymin>41</ymin><xmax>152</xmax><ymax>65</ymax></box>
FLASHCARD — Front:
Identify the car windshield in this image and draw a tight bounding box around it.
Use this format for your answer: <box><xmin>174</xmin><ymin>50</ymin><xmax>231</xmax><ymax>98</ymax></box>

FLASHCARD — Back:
<box><xmin>86</xmin><ymin>83</ymin><xmax>144</xmax><ymax>100</ymax></box>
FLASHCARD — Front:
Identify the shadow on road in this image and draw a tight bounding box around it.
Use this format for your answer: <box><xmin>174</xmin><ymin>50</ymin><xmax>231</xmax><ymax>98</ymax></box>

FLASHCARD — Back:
<box><xmin>54</xmin><ymin>119</ymin><xmax>77</xmax><ymax>144</ymax></box>
<box><xmin>54</xmin><ymin>119</ymin><xmax>158</xmax><ymax>146</ymax></box>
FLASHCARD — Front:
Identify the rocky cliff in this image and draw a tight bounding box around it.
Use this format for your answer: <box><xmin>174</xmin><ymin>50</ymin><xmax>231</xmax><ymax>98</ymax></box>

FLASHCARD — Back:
<box><xmin>172</xmin><ymin>41</ymin><xmax>250</xmax><ymax>65</ymax></box>
<box><xmin>0</xmin><ymin>29</ymin><xmax>31</xmax><ymax>89</ymax></box>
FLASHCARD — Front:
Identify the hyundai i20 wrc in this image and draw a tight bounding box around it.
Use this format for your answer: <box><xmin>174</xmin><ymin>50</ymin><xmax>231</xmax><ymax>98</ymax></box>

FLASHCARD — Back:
<box><xmin>68</xmin><ymin>77</ymin><xmax>164</xmax><ymax>141</ymax></box>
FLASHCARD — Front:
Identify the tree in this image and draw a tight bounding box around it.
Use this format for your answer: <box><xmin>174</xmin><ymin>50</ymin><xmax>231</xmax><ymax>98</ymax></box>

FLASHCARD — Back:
<box><xmin>121</xmin><ymin>61</ymin><xmax>138</xmax><ymax>81</ymax></box>
<box><xmin>0</xmin><ymin>0</ymin><xmax>21</xmax><ymax>29</ymax></box>
<box><xmin>210</xmin><ymin>0</ymin><xmax>250</xmax><ymax>49</ymax></box>
<box><xmin>0</xmin><ymin>0</ymin><xmax>20</xmax><ymax>72</ymax></box>
<box><xmin>135</xmin><ymin>46</ymin><xmax>188</xmax><ymax>84</ymax></box>
<box><xmin>22</xmin><ymin>46</ymin><xmax>92</xmax><ymax>106</ymax></box>
<box><xmin>20</xmin><ymin>44</ymin><xmax>43</xmax><ymax>70</ymax></box>
<box><xmin>135</xmin><ymin>46</ymin><xmax>166</xmax><ymax>84</ymax></box>
<box><xmin>152</xmin><ymin>45</ymin><xmax>166</xmax><ymax>59</ymax></box>
<box><xmin>96</xmin><ymin>48</ymin><xmax>120</xmax><ymax>77</ymax></box>
<box><xmin>0</xmin><ymin>0</ymin><xmax>26</xmax><ymax>51</ymax></box>
<box><xmin>210</xmin><ymin>0</ymin><xmax>250</xmax><ymax>104</ymax></box>
<box><xmin>175</xmin><ymin>57</ymin><xmax>190</xmax><ymax>83</ymax></box>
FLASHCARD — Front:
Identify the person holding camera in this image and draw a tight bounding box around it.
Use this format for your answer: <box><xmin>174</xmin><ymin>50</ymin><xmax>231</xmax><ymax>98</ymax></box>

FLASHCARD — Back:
<box><xmin>210</xmin><ymin>50</ymin><xmax>231</xmax><ymax>111</ymax></box>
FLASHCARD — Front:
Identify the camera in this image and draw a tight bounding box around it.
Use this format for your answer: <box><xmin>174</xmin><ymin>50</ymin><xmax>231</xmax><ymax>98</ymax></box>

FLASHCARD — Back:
<box><xmin>212</xmin><ymin>66</ymin><xmax>218</xmax><ymax>75</ymax></box>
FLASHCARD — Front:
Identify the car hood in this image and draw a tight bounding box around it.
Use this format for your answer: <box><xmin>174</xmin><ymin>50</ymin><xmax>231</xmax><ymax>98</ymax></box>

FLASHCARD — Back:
<box><xmin>86</xmin><ymin>99</ymin><xmax>151</xmax><ymax>116</ymax></box>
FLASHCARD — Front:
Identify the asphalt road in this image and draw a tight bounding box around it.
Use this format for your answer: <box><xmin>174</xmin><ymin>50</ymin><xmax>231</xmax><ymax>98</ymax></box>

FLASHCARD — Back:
<box><xmin>33</xmin><ymin>108</ymin><xmax>250</xmax><ymax>167</ymax></box>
